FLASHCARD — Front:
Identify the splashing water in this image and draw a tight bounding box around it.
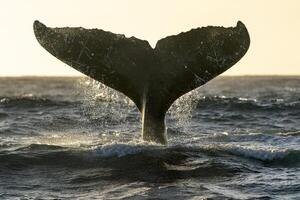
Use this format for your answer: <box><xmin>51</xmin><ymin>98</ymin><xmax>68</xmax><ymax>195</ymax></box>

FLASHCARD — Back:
<box><xmin>168</xmin><ymin>89</ymin><xmax>199</xmax><ymax>129</ymax></box>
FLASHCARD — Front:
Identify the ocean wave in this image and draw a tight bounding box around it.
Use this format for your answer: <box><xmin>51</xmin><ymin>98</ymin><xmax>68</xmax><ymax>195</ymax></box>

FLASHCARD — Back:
<box><xmin>0</xmin><ymin>96</ymin><xmax>78</xmax><ymax>108</ymax></box>
<box><xmin>1</xmin><ymin>141</ymin><xmax>300</xmax><ymax>171</ymax></box>
<box><xmin>194</xmin><ymin>96</ymin><xmax>300</xmax><ymax>111</ymax></box>
<box><xmin>220</xmin><ymin>145</ymin><xmax>300</xmax><ymax>165</ymax></box>
<box><xmin>2</xmin><ymin>94</ymin><xmax>299</xmax><ymax>112</ymax></box>
<box><xmin>207</xmin><ymin>132</ymin><xmax>300</xmax><ymax>145</ymax></box>
<box><xmin>90</xmin><ymin>142</ymin><xmax>157</xmax><ymax>157</ymax></box>
<box><xmin>0</xmin><ymin>142</ymin><xmax>191</xmax><ymax>169</ymax></box>
<box><xmin>279</xmin><ymin>131</ymin><xmax>300</xmax><ymax>137</ymax></box>
<box><xmin>222</xmin><ymin>145</ymin><xmax>288</xmax><ymax>160</ymax></box>
<box><xmin>0</xmin><ymin>143</ymin><xmax>189</xmax><ymax>177</ymax></box>
<box><xmin>19</xmin><ymin>143</ymin><xmax>66</xmax><ymax>151</ymax></box>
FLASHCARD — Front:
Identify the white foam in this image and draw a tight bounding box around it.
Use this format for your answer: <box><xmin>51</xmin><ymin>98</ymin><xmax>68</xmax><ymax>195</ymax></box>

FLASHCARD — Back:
<box><xmin>90</xmin><ymin>141</ymin><xmax>160</xmax><ymax>157</ymax></box>
<box><xmin>238</xmin><ymin>97</ymin><xmax>257</xmax><ymax>102</ymax></box>
<box><xmin>223</xmin><ymin>145</ymin><xmax>289</xmax><ymax>161</ymax></box>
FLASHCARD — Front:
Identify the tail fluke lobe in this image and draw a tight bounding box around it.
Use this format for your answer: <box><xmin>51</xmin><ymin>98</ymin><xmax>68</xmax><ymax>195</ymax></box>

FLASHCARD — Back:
<box><xmin>34</xmin><ymin>21</ymin><xmax>250</xmax><ymax>144</ymax></box>
<box><xmin>154</xmin><ymin>21</ymin><xmax>250</xmax><ymax>111</ymax></box>
<box><xmin>33</xmin><ymin>20</ymin><xmax>155</xmax><ymax>110</ymax></box>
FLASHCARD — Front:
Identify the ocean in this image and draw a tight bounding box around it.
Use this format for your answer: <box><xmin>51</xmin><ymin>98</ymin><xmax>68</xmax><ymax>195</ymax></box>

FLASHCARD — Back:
<box><xmin>0</xmin><ymin>76</ymin><xmax>299</xmax><ymax>199</ymax></box>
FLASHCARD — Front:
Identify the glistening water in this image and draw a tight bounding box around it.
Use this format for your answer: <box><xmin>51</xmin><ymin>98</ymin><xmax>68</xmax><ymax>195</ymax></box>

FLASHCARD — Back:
<box><xmin>0</xmin><ymin>76</ymin><xmax>299</xmax><ymax>199</ymax></box>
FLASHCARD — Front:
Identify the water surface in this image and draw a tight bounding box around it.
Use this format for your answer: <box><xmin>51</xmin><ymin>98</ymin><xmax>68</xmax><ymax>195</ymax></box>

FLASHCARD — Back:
<box><xmin>0</xmin><ymin>76</ymin><xmax>299</xmax><ymax>199</ymax></box>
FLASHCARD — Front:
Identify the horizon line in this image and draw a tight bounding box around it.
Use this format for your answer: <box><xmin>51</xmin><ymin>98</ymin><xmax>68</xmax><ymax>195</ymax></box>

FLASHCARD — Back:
<box><xmin>1</xmin><ymin>74</ymin><xmax>300</xmax><ymax>78</ymax></box>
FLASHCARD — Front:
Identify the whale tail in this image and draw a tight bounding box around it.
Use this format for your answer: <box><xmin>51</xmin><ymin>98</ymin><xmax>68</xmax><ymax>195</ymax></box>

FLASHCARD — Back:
<box><xmin>33</xmin><ymin>21</ymin><xmax>250</xmax><ymax>144</ymax></box>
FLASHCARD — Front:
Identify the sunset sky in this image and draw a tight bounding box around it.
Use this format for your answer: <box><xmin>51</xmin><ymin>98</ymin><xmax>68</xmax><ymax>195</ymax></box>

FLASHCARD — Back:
<box><xmin>0</xmin><ymin>0</ymin><xmax>299</xmax><ymax>76</ymax></box>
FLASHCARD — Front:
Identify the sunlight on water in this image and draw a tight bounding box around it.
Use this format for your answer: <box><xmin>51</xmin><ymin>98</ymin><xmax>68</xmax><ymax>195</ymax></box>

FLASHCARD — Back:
<box><xmin>98</xmin><ymin>183</ymin><xmax>151</xmax><ymax>199</ymax></box>
<box><xmin>30</xmin><ymin>132</ymin><xmax>102</xmax><ymax>147</ymax></box>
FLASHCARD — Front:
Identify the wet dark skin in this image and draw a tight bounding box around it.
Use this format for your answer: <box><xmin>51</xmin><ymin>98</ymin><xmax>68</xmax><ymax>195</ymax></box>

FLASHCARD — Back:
<box><xmin>33</xmin><ymin>21</ymin><xmax>250</xmax><ymax>144</ymax></box>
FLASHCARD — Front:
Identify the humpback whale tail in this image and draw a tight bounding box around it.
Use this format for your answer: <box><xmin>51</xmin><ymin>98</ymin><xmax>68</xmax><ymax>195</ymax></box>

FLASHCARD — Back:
<box><xmin>33</xmin><ymin>21</ymin><xmax>250</xmax><ymax>144</ymax></box>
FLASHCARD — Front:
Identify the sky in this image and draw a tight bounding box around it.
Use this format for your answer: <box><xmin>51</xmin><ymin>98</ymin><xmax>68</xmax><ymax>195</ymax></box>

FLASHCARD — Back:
<box><xmin>0</xmin><ymin>0</ymin><xmax>299</xmax><ymax>76</ymax></box>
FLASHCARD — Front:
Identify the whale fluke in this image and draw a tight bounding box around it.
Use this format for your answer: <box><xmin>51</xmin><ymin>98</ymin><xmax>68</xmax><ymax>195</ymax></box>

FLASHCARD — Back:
<box><xmin>33</xmin><ymin>20</ymin><xmax>250</xmax><ymax>144</ymax></box>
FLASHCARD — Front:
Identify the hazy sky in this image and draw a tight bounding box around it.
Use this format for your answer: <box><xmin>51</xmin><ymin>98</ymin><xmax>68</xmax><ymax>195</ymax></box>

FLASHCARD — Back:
<box><xmin>0</xmin><ymin>0</ymin><xmax>299</xmax><ymax>76</ymax></box>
